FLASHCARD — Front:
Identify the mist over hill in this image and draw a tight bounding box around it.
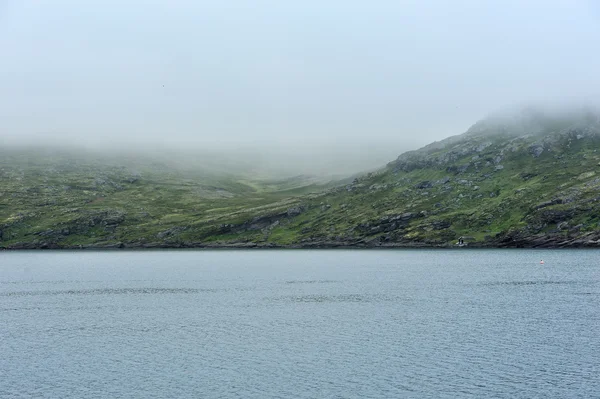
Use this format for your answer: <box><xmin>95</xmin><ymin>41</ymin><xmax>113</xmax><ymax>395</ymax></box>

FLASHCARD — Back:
<box><xmin>0</xmin><ymin>136</ymin><xmax>415</xmax><ymax>178</ymax></box>
<box><xmin>3</xmin><ymin>107</ymin><xmax>600</xmax><ymax>249</ymax></box>
<box><xmin>4</xmin><ymin>1</ymin><xmax>600</xmax><ymax>181</ymax></box>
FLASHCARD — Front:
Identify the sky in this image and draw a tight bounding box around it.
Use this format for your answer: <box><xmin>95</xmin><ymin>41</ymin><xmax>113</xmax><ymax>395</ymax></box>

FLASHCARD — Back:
<box><xmin>1</xmin><ymin>0</ymin><xmax>600</xmax><ymax>174</ymax></box>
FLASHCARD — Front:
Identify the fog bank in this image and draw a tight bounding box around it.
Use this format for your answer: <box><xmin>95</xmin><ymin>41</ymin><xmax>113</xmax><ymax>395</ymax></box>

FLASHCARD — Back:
<box><xmin>2</xmin><ymin>0</ymin><xmax>600</xmax><ymax>174</ymax></box>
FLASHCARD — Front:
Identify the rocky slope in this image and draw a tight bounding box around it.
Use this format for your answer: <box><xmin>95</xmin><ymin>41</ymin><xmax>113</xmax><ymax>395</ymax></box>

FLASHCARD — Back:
<box><xmin>3</xmin><ymin>108</ymin><xmax>600</xmax><ymax>249</ymax></box>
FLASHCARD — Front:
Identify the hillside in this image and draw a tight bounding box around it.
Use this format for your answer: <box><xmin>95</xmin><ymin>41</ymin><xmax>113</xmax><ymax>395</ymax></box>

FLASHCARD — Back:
<box><xmin>3</xmin><ymin>108</ymin><xmax>600</xmax><ymax>249</ymax></box>
<box><xmin>0</xmin><ymin>147</ymin><xmax>339</xmax><ymax>249</ymax></box>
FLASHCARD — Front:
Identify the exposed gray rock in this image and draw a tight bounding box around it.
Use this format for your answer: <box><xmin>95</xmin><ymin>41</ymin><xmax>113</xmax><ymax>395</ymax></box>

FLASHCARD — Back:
<box><xmin>125</xmin><ymin>171</ymin><xmax>142</xmax><ymax>184</ymax></box>
<box><xmin>534</xmin><ymin>198</ymin><xmax>563</xmax><ymax>209</ymax></box>
<box><xmin>415</xmin><ymin>181</ymin><xmax>433</xmax><ymax>189</ymax></box>
<box><xmin>529</xmin><ymin>144</ymin><xmax>544</xmax><ymax>157</ymax></box>
<box><xmin>287</xmin><ymin>206</ymin><xmax>305</xmax><ymax>217</ymax></box>
<box><xmin>570</xmin><ymin>224</ymin><xmax>583</xmax><ymax>232</ymax></box>
<box><xmin>431</xmin><ymin>220</ymin><xmax>451</xmax><ymax>230</ymax></box>
<box><xmin>157</xmin><ymin>227</ymin><xmax>186</xmax><ymax>239</ymax></box>
<box><xmin>520</xmin><ymin>172</ymin><xmax>537</xmax><ymax>180</ymax></box>
<box><xmin>538</xmin><ymin>209</ymin><xmax>575</xmax><ymax>224</ymax></box>
<box><xmin>369</xmin><ymin>183</ymin><xmax>388</xmax><ymax>191</ymax></box>
<box><xmin>476</xmin><ymin>142</ymin><xmax>492</xmax><ymax>152</ymax></box>
<box><xmin>400</xmin><ymin>212</ymin><xmax>415</xmax><ymax>220</ymax></box>
<box><xmin>437</xmin><ymin>176</ymin><xmax>451</xmax><ymax>185</ymax></box>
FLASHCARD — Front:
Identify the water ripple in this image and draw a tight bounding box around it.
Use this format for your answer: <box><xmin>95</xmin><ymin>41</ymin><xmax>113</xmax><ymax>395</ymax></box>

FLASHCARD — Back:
<box><xmin>1</xmin><ymin>250</ymin><xmax>600</xmax><ymax>398</ymax></box>
<box><xmin>479</xmin><ymin>280</ymin><xmax>587</xmax><ymax>287</ymax></box>
<box><xmin>0</xmin><ymin>287</ymin><xmax>215</xmax><ymax>297</ymax></box>
<box><xmin>268</xmin><ymin>293</ymin><xmax>401</xmax><ymax>303</ymax></box>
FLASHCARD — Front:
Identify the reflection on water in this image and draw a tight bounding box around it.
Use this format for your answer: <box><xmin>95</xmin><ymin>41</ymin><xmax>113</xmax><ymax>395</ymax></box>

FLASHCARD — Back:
<box><xmin>1</xmin><ymin>249</ymin><xmax>599</xmax><ymax>398</ymax></box>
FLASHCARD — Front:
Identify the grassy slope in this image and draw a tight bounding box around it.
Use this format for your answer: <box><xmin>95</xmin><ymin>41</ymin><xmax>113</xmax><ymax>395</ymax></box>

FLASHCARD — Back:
<box><xmin>265</xmin><ymin>111</ymin><xmax>600</xmax><ymax>247</ymax></box>
<box><xmin>3</xmin><ymin>110</ymin><xmax>600</xmax><ymax>248</ymax></box>
<box><xmin>0</xmin><ymin>147</ymin><xmax>337</xmax><ymax>248</ymax></box>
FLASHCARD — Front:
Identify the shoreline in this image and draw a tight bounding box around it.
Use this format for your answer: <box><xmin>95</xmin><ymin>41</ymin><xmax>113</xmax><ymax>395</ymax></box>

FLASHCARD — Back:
<box><xmin>2</xmin><ymin>241</ymin><xmax>598</xmax><ymax>250</ymax></box>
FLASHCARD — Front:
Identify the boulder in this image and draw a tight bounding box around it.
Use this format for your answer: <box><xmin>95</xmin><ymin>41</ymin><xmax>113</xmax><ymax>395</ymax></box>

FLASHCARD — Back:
<box><xmin>415</xmin><ymin>181</ymin><xmax>433</xmax><ymax>189</ymax></box>
<box><xmin>529</xmin><ymin>144</ymin><xmax>544</xmax><ymax>157</ymax></box>
<box><xmin>287</xmin><ymin>206</ymin><xmax>305</xmax><ymax>217</ymax></box>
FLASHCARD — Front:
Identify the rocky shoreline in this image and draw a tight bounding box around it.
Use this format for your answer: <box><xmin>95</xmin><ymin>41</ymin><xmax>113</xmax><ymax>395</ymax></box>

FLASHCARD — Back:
<box><xmin>3</xmin><ymin>233</ymin><xmax>600</xmax><ymax>250</ymax></box>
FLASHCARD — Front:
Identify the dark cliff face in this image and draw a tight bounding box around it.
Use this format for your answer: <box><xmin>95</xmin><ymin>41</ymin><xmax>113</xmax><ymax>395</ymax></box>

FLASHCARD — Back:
<box><xmin>3</xmin><ymin>108</ymin><xmax>600</xmax><ymax>249</ymax></box>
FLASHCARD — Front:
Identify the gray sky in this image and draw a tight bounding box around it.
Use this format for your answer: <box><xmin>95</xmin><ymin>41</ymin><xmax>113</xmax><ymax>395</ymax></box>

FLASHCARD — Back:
<box><xmin>1</xmin><ymin>0</ymin><xmax>600</xmax><ymax>174</ymax></box>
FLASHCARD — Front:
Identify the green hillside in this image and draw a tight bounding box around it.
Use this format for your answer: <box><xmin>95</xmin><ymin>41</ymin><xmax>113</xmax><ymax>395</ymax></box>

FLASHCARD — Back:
<box><xmin>3</xmin><ymin>109</ymin><xmax>600</xmax><ymax>249</ymax></box>
<box><xmin>0</xmin><ymin>147</ymin><xmax>338</xmax><ymax>248</ymax></box>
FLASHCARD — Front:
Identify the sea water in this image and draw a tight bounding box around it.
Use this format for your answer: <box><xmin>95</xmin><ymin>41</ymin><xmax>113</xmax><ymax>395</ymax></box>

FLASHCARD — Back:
<box><xmin>1</xmin><ymin>250</ymin><xmax>599</xmax><ymax>398</ymax></box>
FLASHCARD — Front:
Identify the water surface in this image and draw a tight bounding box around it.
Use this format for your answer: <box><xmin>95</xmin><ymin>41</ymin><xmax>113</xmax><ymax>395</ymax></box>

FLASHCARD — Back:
<box><xmin>1</xmin><ymin>250</ymin><xmax>599</xmax><ymax>398</ymax></box>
